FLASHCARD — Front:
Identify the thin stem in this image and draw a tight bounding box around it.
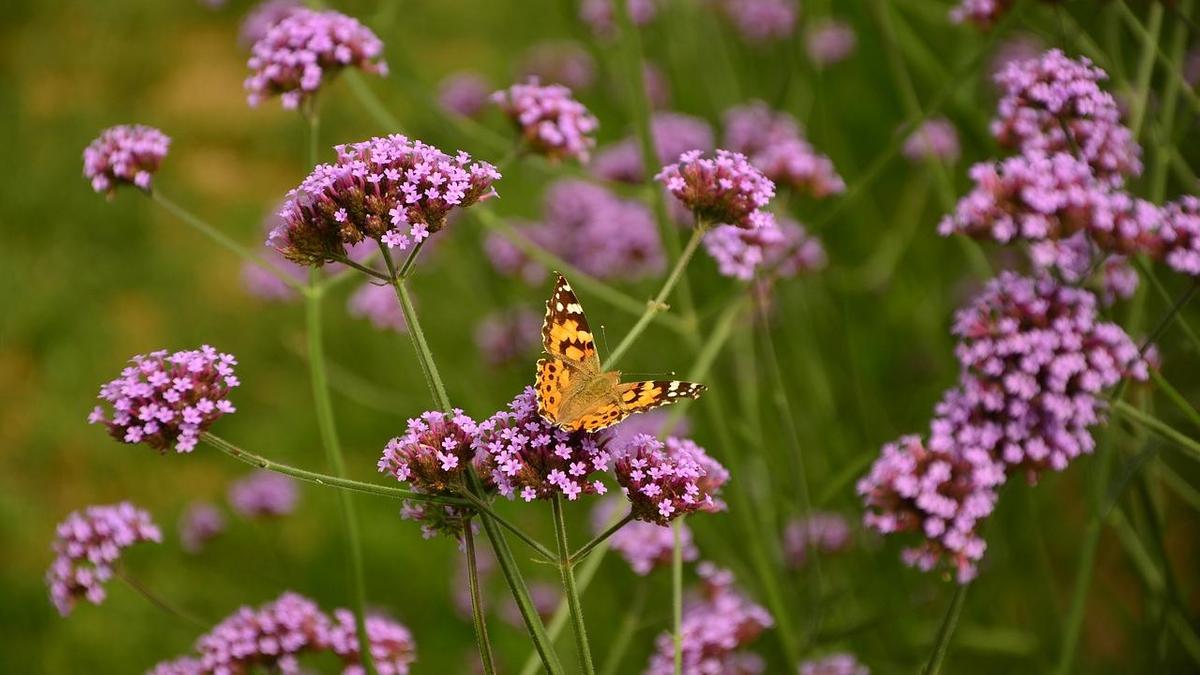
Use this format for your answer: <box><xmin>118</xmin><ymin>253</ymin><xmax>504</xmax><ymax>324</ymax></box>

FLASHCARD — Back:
<box><xmin>1127</xmin><ymin>1</ymin><xmax>1163</xmax><ymax>140</ymax></box>
<box><xmin>397</xmin><ymin>239</ymin><xmax>428</xmax><ymax>279</ymax></box>
<box><xmin>1150</xmin><ymin>369</ymin><xmax>1200</xmax><ymax>435</ymax></box>
<box><xmin>464</xmin><ymin>523</ymin><xmax>498</xmax><ymax>675</ymax></box>
<box><xmin>200</xmin><ymin>432</ymin><xmax>465</xmax><ymax>504</ymax></box>
<box><xmin>460</xmin><ymin>491</ymin><xmax>556</xmax><ymax>562</ymax></box>
<box><xmin>599</xmin><ymin>583</ymin><xmax>648</xmax><ymax>675</ymax></box>
<box><xmin>1140</xmin><ymin>280</ymin><xmax>1200</xmax><ymax>354</ymax></box>
<box><xmin>603</xmin><ymin>226</ymin><xmax>707</xmax><ymax>370</ymax></box>
<box><xmin>306</xmin><ymin>271</ymin><xmax>376</xmax><ymax>675</ymax></box>
<box><xmin>116</xmin><ymin>568</ymin><xmax>207</xmax><ymax>629</ymax></box>
<box><xmin>921</xmin><ymin>583</ymin><xmax>969</xmax><ymax>675</ymax></box>
<box><xmin>344</xmin><ymin>70</ymin><xmax>403</xmax><ymax>132</ymax></box>
<box><xmin>571</xmin><ymin>512</ymin><xmax>634</xmax><ymax>564</ymax></box>
<box><xmin>378</xmin><ymin>243</ymin><xmax>451</xmax><ymax>410</ymax></box>
<box><xmin>1114</xmin><ymin>401</ymin><xmax>1200</xmax><ymax>463</ymax></box>
<box><xmin>552</xmin><ymin>495</ymin><xmax>595</xmax><ymax>675</ymax></box>
<box><xmin>150</xmin><ymin>192</ymin><xmax>307</xmax><ymax>294</ymax></box>
<box><xmin>332</xmin><ymin>255</ymin><xmax>391</xmax><ymax>282</ymax></box>
<box><xmin>672</xmin><ymin>519</ymin><xmax>684</xmax><ymax>675</ymax></box>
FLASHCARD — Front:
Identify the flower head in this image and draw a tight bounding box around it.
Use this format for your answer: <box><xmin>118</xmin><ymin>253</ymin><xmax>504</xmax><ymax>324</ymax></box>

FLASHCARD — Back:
<box><xmin>657</xmin><ymin>149</ymin><xmax>775</xmax><ymax>229</ymax></box>
<box><xmin>239</xmin><ymin>0</ymin><xmax>302</xmax><ymax>48</ymax></box>
<box><xmin>594</xmin><ymin>499</ymin><xmax>698</xmax><ymax>575</ymax></box>
<box><xmin>704</xmin><ymin>213</ymin><xmax>825</xmax><ymax>281</ymax></box>
<box><xmin>329</xmin><ymin>609</ymin><xmax>417</xmax><ymax>675</ymax></box>
<box><xmin>950</xmin><ymin>0</ymin><xmax>1013</xmax><ymax>29</ymax></box>
<box><xmin>492</xmin><ymin>80</ymin><xmax>599</xmax><ymax>162</ymax></box>
<box><xmin>475</xmin><ymin>308</ymin><xmax>542</xmax><ymax>367</ymax></box>
<box><xmin>179</xmin><ymin>502</ymin><xmax>225</xmax><ymax>554</ymax></box>
<box><xmin>348</xmin><ymin>282</ymin><xmax>409</xmax><ymax>333</ymax></box>
<box><xmin>799</xmin><ymin>653</ymin><xmax>870</xmax><ymax>675</ymax></box>
<box><xmin>904</xmin><ymin>118</ymin><xmax>961</xmax><ymax>164</ymax></box>
<box><xmin>473</xmin><ymin>387</ymin><xmax>612</xmax><ymax>502</ymax></box>
<box><xmin>722</xmin><ymin>102</ymin><xmax>843</xmax><ymax>198</ymax></box>
<box><xmin>245</xmin><ymin>9</ymin><xmax>387</xmax><ymax>110</ymax></box>
<box><xmin>229</xmin><ymin>470</ymin><xmax>299</xmax><ymax>517</ymax></box>
<box><xmin>806</xmin><ymin>20</ymin><xmax>857</xmax><ymax>68</ymax></box>
<box><xmin>195</xmin><ymin>592</ymin><xmax>332</xmax><ymax>673</ymax></box>
<box><xmin>89</xmin><ymin>345</ymin><xmax>238</xmax><ymax>454</ymax></box>
<box><xmin>270</xmin><ymin>134</ymin><xmax>499</xmax><ymax>266</ymax></box>
<box><xmin>613</xmin><ymin>434</ymin><xmax>728</xmax><ymax>525</ymax></box>
<box><xmin>783</xmin><ymin>512</ymin><xmax>851</xmax><ymax>569</ymax></box>
<box><xmin>437</xmin><ymin>72</ymin><xmax>491</xmax><ymax>118</ymax></box>
<box><xmin>379</xmin><ymin>410</ymin><xmax>478</xmax><ymax>492</ymax></box>
<box><xmin>720</xmin><ymin>0</ymin><xmax>798</xmax><ymax>43</ymax></box>
<box><xmin>592</xmin><ymin>112</ymin><xmax>714</xmax><ymax>184</ymax></box>
<box><xmin>46</xmin><ymin>502</ymin><xmax>162</xmax><ymax>615</ymax></box>
<box><xmin>1161</xmin><ymin>195</ymin><xmax>1200</xmax><ymax>277</ymax></box>
<box><xmin>83</xmin><ymin>124</ymin><xmax>170</xmax><ymax>196</ymax></box>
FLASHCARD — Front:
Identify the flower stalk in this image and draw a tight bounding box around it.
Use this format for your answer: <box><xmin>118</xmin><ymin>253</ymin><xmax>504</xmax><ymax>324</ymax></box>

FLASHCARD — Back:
<box><xmin>552</xmin><ymin>494</ymin><xmax>595</xmax><ymax>675</ymax></box>
<box><xmin>463</xmin><ymin>523</ymin><xmax>498</xmax><ymax>675</ymax></box>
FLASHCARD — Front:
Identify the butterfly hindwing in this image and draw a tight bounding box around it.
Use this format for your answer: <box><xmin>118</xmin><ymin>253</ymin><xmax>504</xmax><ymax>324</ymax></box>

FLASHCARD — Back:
<box><xmin>535</xmin><ymin>357</ymin><xmax>573</xmax><ymax>422</ymax></box>
<box><xmin>542</xmin><ymin>273</ymin><xmax>599</xmax><ymax>368</ymax></box>
<box><xmin>616</xmin><ymin>380</ymin><xmax>707</xmax><ymax>414</ymax></box>
<box><xmin>571</xmin><ymin>403</ymin><xmax>632</xmax><ymax>433</ymax></box>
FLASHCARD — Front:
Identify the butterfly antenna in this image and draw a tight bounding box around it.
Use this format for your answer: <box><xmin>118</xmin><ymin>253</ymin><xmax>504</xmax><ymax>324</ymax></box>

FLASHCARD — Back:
<box><xmin>622</xmin><ymin>370</ymin><xmax>676</xmax><ymax>379</ymax></box>
<box><xmin>599</xmin><ymin>324</ymin><xmax>612</xmax><ymax>358</ymax></box>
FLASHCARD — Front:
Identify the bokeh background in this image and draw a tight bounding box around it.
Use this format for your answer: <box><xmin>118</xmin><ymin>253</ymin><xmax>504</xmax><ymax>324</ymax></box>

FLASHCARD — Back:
<box><xmin>2</xmin><ymin>0</ymin><xmax>1198</xmax><ymax>672</ymax></box>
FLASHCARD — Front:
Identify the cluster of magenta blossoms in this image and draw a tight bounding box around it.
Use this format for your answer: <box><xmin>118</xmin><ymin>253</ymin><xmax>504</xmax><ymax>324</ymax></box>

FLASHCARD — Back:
<box><xmin>46</xmin><ymin>503</ymin><xmax>162</xmax><ymax>616</ymax></box>
<box><xmin>244</xmin><ymin>9</ymin><xmax>387</xmax><ymax>110</ymax></box>
<box><xmin>492</xmin><ymin>80</ymin><xmax>599</xmax><ymax>162</ymax></box>
<box><xmin>238</xmin><ymin>0</ymin><xmax>301</xmax><ymax>48</ymax></box>
<box><xmin>595</xmin><ymin>499</ymin><xmax>699</xmax><ymax>575</ymax></box>
<box><xmin>1161</xmin><ymin>196</ymin><xmax>1200</xmax><ymax>277</ymax></box>
<box><xmin>473</xmin><ymin>387</ymin><xmax>612</xmax><ymax>502</ymax></box>
<box><xmin>151</xmin><ymin>592</ymin><xmax>415</xmax><ymax>674</ymax></box>
<box><xmin>378</xmin><ymin>410</ymin><xmax>479</xmax><ymax>539</ymax></box>
<box><xmin>83</xmin><ymin>124</ymin><xmax>170</xmax><ymax>196</ymax></box>
<box><xmin>229</xmin><ymin>470</ymin><xmax>299</xmax><ymax>518</ymax></box>
<box><xmin>437</xmin><ymin>71</ymin><xmax>491</xmax><ymax>118</ymax></box>
<box><xmin>269</xmin><ymin>135</ymin><xmax>500</xmax><ymax>266</ymax></box>
<box><xmin>783</xmin><ymin>512</ymin><xmax>852</xmax><ymax>569</ymax></box>
<box><xmin>613</xmin><ymin>434</ymin><xmax>729</xmax><ymax>525</ymax></box>
<box><xmin>591</xmin><ymin>112</ymin><xmax>714</xmax><ymax>184</ymax></box>
<box><xmin>88</xmin><ymin>346</ymin><xmax>238</xmax><ymax>454</ymax></box>
<box><xmin>485</xmin><ymin>179</ymin><xmax>664</xmax><ymax>282</ymax></box>
<box><xmin>950</xmin><ymin>0</ymin><xmax>1012</xmax><ymax>29</ymax></box>
<box><xmin>723</xmin><ymin>101</ymin><xmax>844</xmax><ymax>199</ymax></box>
<box><xmin>805</xmin><ymin>20</ymin><xmax>857</xmax><ymax>69</ymax></box>
<box><xmin>703</xmin><ymin>212</ymin><xmax>825</xmax><ymax>282</ymax></box>
<box><xmin>799</xmin><ymin>653</ymin><xmax>870</xmax><ymax>675</ymax></box>
<box><xmin>178</xmin><ymin>502</ymin><xmax>225</xmax><ymax>554</ymax></box>
<box><xmin>657</xmin><ymin>149</ymin><xmax>776</xmax><ymax>230</ymax></box>
<box><xmin>718</xmin><ymin>0</ymin><xmax>798</xmax><ymax>43</ymax></box>
<box><xmin>348</xmin><ymin>282</ymin><xmax>409</xmax><ymax>334</ymax></box>
<box><xmin>645</xmin><ymin>563</ymin><xmax>773</xmax><ymax>674</ymax></box>
<box><xmin>903</xmin><ymin>118</ymin><xmax>961</xmax><ymax>164</ymax></box>
<box><xmin>579</xmin><ymin>0</ymin><xmax>657</xmax><ymax>38</ymax></box>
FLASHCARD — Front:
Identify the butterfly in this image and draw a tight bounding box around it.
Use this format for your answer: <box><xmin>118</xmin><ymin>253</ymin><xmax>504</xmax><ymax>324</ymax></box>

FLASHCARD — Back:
<box><xmin>535</xmin><ymin>272</ymin><xmax>706</xmax><ymax>432</ymax></box>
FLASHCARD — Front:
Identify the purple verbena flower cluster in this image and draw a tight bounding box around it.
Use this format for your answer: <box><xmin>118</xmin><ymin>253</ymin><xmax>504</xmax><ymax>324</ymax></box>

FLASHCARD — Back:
<box><xmin>474</xmin><ymin>308</ymin><xmax>542</xmax><ymax>367</ymax></box>
<box><xmin>238</xmin><ymin>0</ymin><xmax>302</xmax><ymax>48</ymax></box>
<box><xmin>704</xmin><ymin>213</ymin><xmax>825</xmax><ymax>281</ymax></box>
<box><xmin>348</xmin><ymin>282</ymin><xmax>409</xmax><ymax>333</ymax></box>
<box><xmin>46</xmin><ymin>503</ymin><xmax>162</xmax><ymax>616</ymax></box>
<box><xmin>83</xmin><ymin>124</ymin><xmax>170</xmax><ymax>196</ymax></box>
<box><xmin>492</xmin><ymin>80</ymin><xmax>600</xmax><ymax>162</ymax></box>
<box><xmin>378</xmin><ymin>410</ymin><xmax>478</xmax><ymax>492</ymax></box>
<box><xmin>270</xmin><ymin>134</ymin><xmax>499</xmax><ymax>266</ymax></box>
<box><xmin>1161</xmin><ymin>196</ymin><xmax>1200</xmax><ymax>277</ymax></box>
<box><xmin>89</xmin><ymin>346</ymin><xmax>238</xmax><ymax>453</ymax></box>
<box><xmin>799</xmin><ymin>653</ymin><xmax>871</xmax><ymax>675</ymax></box>
<box><xmin>437</xmin><ymin>72</ymin><xmax>492</xmax><ymax>118</ymax></box>
<box><xmin>613</xmin><ymin>434</ymin><xmax>728</xmax><ymax>525</ymax></box>
<box><xmin>228</xmin><ymin>470</ymin><xmax>299</xmax><ymax>518</ymax></box>
<box><xmin>723</xmin><ymin>102</ymin><xmax>844</xmax><ymax>199</ymax></box>
<box><xmin>597</xmin><ymin>498</ymin><xmax>699</xmax><ymax>575</ymax></box>
<box><xmin>592</xmin><ymin>112</ymin><xmax>714</xmax><ymax>184</ymax></box>
<box><xmin>329</xmin><ymin>609</ymin><xmax>417</xmax><ymax>675</ymax></box>
<box><xmin>783</xmin><ymin>512</ymin><xmax>851</xmax><ymax>569</ymax></box>
<box><xmin>245</xmin><ymin>9</ymin><xmax>387</xmax><ymax>110</ymax></box>
<box><xmin>904</xmin><ymin>118</ymin><xmax>961</xmax><ymax>163</ymax></box>
<box><xmin>645</xmin><ymin>563</ymin><xmax>773</xmax><ymax>674</ymax></box>
<box><xmin>719</xmin><ymin>0</ymin><xmax>798</xmax><ymax>43</ymax></box>
<box><xmin>657</xmin><ymin>149</ymin><xmax>776</xmax><ymax>229</ymax></box>
<box><xmin>806</xmin><ymin>20</ymin><xmax>857</xmax><ymax>68</ymax></box>
<box><xmin>179</xmin><ymin>502</ymin><xmax>225</xmax><ymax>554</ymax></box>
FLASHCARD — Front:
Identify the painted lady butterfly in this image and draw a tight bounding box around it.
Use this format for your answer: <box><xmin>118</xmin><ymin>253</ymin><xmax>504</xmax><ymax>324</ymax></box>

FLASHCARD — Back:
<box><xmin>535</xmin><ymin>272</ymin><xmax>706</xmax><ymax>432</ymax></box>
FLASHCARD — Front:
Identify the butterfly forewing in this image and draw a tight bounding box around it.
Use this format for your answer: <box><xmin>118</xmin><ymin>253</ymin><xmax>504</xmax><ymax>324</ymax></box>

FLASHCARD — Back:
<box><xmin>542</xmin><ymin>273</ymin><xmax>599</xmax><ymax>369</ymax></box>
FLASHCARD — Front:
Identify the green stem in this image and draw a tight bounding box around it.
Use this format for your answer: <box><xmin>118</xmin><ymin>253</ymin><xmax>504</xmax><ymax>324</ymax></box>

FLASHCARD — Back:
<box><xmin>672</xmin><ymin>519</ymin><xmax>684</xmax><ymax>675</ymax></box>
<box><xmin>1127</xmin><ymin>1</ymin><xmax>1163</xmax><ymax>140</ymax></box>
<box><xmin>599</xmin><ymin>583</ymin><xmax>647</xmax><ymax>675</ymax></box>
<box><xmin>116</xmin><ymin>568</ymin><xmax>207</xmax><ymax>629</ymax></box>
<box><xmin>1114</xmin><ymin>1</ymin><xmax>1200</xmax><ymax>116</ymax></box>
<box><xmin>603</xmin><ymin>226</ymin><xmax>706</xmax><ymax>370</ymax></box>
<box><xmin>570</xmin><ymin>512</ymin><xmax>634</xmax><ymax>563</ymax></box>
<box><xmin>379</xmin><ymin>244</ymin><xmax>451</xmax><ymax>410</ymax></box>
<box><xmin>464</xmin><ymin>523</ymin><xmax>498</xmax><ymax>675</ymax></box>
<box><xmin>460</xmin><ymin>491</ymin><xmax>556</xmax><ymax>562</ymax></box>
<box><xmin>1149</xmin><ymin>369</ymin><xmax>1200</xmax><ymax>435</ymax></box>
<box><xmin>150</xmin><ymin>191</ymin><xmax>307</xmax><ymax>294</ymax></box>
<box><xmin>921</xmin><ymin>583</ymin><xmax>969</xmax><ymax>675</ymax></box>
<box><xmin>306</xmin><ymin>271</ymin><xmax>377</xmax><ymax>675</ymax></box>
<box><xmin>551</xmin><ymin>495</ymin><xmax>595</xmax><ymax>675</ymax></box>
<box><xmin>1114</xmin><ymin>401</ymin><xmax>1200</xmax><ymax>462</ymax></box>
<box><xmin>200</xmin><ymin>432</ymin><xmax>464</xmax><ymax>504</ymax></box>
<box><xmin>344</xmin><ymin>70</ymin><xmax>403</xmax><ymax>132</ymax></box>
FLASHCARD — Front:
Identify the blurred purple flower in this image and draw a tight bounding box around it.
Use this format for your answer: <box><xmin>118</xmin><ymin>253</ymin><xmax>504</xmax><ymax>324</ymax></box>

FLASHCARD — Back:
<box><xmin>347</xmin><ymin>282</ymin><xmax>409</xmax><ymax>333</ymax></box>
<box><xmin>657</xmin><ymin>149</ymin><xmax>776</xmax><ymax>229</ymax></box>
<box><xmin>950</xmin><ymin>0</ymin><xmax>1012</xmax><ymax>29</ymax></box>
<box><xmin>720</xmin><ymin>0</ymin><xmax>798</xmax><ymax>43</ymax></box>
<box><xmin>438</xmin><ymin>72</ymin><xmax>492</xmax><ymax>118</ymax></box>
<box><xmin>228</xmin><ymin>470</ymin><xmax>299</xmax><ymax>518</ymax></box>
<box><xmin>989</xmin><ymin>35</ymin><xmax>1043</xmax><ymax>85</ymax></box>
<box><xmin>903</xmin><ymin>118</ymin><xmax>961</xmax><ymax>164</ymax></box>
<box><xmin>46</xmin><ymin>502</ymin><xmax>162</xmax><ymax>616</ymax></box>
<box><xmin>518</xmin><ymin>42</ymin><xmax>596</xmax><ymax>91</ymax></box>
<box><xmin>723</xmin><ymin>101</ymin><xmax>844</xmax><ymax>198</ymax></box>
<box><xmin>245</xmin><ymin>9</ymin><xmax>387</xmax><ymax>110</ymax></box>
<box><xmin>475</xmin><ymin>308</ymin><xmax>542</xmax><ymax>367</ymax></box>
<box><xmin>606</xmin><ymin>409</ymin><xmax>689</xmax><ymax>448</ymax></box>
<box><xmin>613</xmin><ymin>434</ymin><xmax>728</xmax><ymax>524</ymax></box>
<box><xmin>329</xmin><ymin>609</ymin><xmax>417</xmax><ymax>674</ymax></box>
<box><xmin>178</xmin><ymin>502</ymin><xmax>225</xmax><ymax>554</ymax></box>
<box><xmin>1161</xmin><ymin>196</ymin><xmax>1200</xmax><ymax>277</ymax></box>
<box><xmin>594</xmin><ymin>499</ymin><xmax>698</xmax><ymax>575</ymax></box>
<box><xmin>806</xmin><ymin>20</ymin><xmax>857</xmax><ymax>68</ymax></box>
<box><xmin>783</xmin><ymin>512</ymin><xmax>851</xmax><ymax>569</ymax></box>
<box><xmin>83</xmin><ymin>124</ymin><xmax>170</xmax><ymax>196</ymax></box>
<box><xmin>704</xmin><ymin>213</ymin><xmax>825</xmax><ymax>281</ymax></box>
<box><xmin>238</xmin><ymin>0</ymin><xmax>302</xmax><ymax>49</ymax></box>
<box><xmin>493</xmin><ymin>80</ymin><xmax>599</xmax><ymax>162</ymax></box>
<box><xmin>500</xmin><ymin>582</ymin><xmax>559</xmax><ymax>628</ymax></box>
<box><xmin>580</xmin><ymin>0</ymin><xmax>657</xmax><ymax>38</ymax></box>
<box><xmin>799</xmin><ymin>653</ymin><xmax>870</xmax><ymax>675</ymax></box>
<box><xmin>89</xmin><ymin>345</ymin><xmax>238</xmax><ymax>454</ymax></box>
<box><xmin>592</xmin><ymin>112</ymin><xmax>714</xmax><ymax>184</ymax></box>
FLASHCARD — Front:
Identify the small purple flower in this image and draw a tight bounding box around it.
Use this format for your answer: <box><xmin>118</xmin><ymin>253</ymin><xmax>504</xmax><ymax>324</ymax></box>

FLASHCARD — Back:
<box><xmin>903</xmin><ymin>118</ymin><xmax>961</xmax><ymax>164</ymax></box>
<box><xmin>228</xmin><ymin>470</ymin><xmax>299</xmax><ymax>517</ymax></box>
<box><xmin>379</xmin><ymin>410</ymin><xmax>478</xmax><ymax>492</ymax></box>
<box><xmin>329</xmin><ymin>609</ymin><xmax>417</xmax><ymax>675</ymax></box>
<box><xmin>271</xmin><ymin>134</ymin><xmax>499</xmax><ymax>266</ymax></box>
<box><xmin>580</xmin><ymin>0</ymin><xmax>657</xmax><ymax>38</ymax></box>
<box><xmin>1161</xmin><ymin>196</ymin><xmax>1200</xmax><ymax>277</ymax></box>
<box><xmin>643</xmin><ymin>61</ymin><xmax>671</xmax><ymax>109</ymax></box>
<box><xmin>704</xmin><ymin>213</ymin><xmax>825</xmax><ymax>281</ymax></box>
<box><xmin>783</xmin><ymin>512</ymin><xmax>851</xmax><ymax>569</ymax></box>
<box><xmin>348</xmin><ymin>282</ymin><xmax>409</xmax><ymax>333</ymax></box>
<box><xmin>592</xmin><ymin>112</ymin><xmax>715</xmax><ymax>184</ymax></box>
<box><xmin>723</xmin><ymin>102</ymin><xmax>844</xmax><ymax>198</ymax></box>
<box><xmin>475</xmin><ymin>308</ymin><xmax>542</xmax><ymax>367</ymax></box>
<box><xmin>720</xmin><ymin>0</ymin><xmax>798</xmax><ymax>43</ymax></box>
<box><xmin>245</xmin><ymin>9</ymin><xmax>387</xmax><ymax>110</ymax></box>
<box><xmin>657</xmin><ymin>149</ymin><xmax>776</xmax><ymax>229</ymax></box>
<box><xmin>645</xmin><ymin>563</ymin><xmax>773</xmax><ymax>674</ymax></box>
<box><xmin>950</xmin><ymin>0</ymin><xmax>1013</xmax><ymax>29</ymax></box>
<box><xmin>473</xmin><ymin>387</ymin><xmax>612</xmax><ymax>502</ymax></box>
<box><xmin>437</xmin><ymin>72</ymin><xmax>492</xmax><ymax>118</ymax></box>
<box><xmin>613</xmin><ymin>434</ymin><xmax>728</xmax><ymax>525</ymax></box>
<box><xmin>238</xmin><ymin>0</ymin><xmax>302</xmax><ymax>48</ymax></box>
<box><xmin>806</xmin><ymin>20</ymin><xmax>857</xmax><ymax>68</ymax></box>
<box><xmin>195</xmin><ymin>592</ymin><xmax>332</xmax><ymax>673</ymax></box>
<box><xmin>83</xmin><ymin>124</ymin><xmax>170</xmax><ymax>196</ymax></box>
<box><xmin>89</xmin><ymin>345</ymin><xmax>238</xmax><ymax>454</ymax></box>
<box><xmin>799</xmin><ymin>653</ymin><xmax>870</xmax><ymax>675</ymax></box>
<box><xmin>46</xmin><ymin>502</ymin><xmax>162</xmax><ymax>616</ymax></box>
<box><xmin>594</xmin><ymin>499</ymin><xmax>698</xmax><ymax>575</ymax></box>
<box><xmin>179</xmin><ymin>502</ymin><xmax>225</xmax><ymax>554</ymax></box>
<box><xmin>492</xmin><ymin>80</ymin><xmax>600</xmax><ymax>162</ymax></box>
<box><xmin>518</xmin><ymin>42</ymin><xmax>596</xmax><ymax>92</ymax></box>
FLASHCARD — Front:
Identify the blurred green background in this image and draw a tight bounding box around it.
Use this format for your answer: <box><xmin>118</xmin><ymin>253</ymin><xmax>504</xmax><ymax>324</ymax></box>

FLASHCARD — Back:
<box><xmin>2</xmin><ymin>0</ymin><xmax>1198</xmax><ymax>672</ymax></box>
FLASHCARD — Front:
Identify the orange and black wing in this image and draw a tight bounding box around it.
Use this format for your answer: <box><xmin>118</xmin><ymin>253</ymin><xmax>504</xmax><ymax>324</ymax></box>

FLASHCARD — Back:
<box><xmin>541</xmin><ymin>272</ymin><xmax>599</xmax><ymax>370</ymax></box>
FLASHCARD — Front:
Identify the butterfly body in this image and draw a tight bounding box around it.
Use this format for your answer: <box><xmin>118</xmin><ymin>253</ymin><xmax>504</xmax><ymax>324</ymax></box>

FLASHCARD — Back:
<box><xmin>535</xmin><ymin>273</ymin><xmax>706</xmax><ymax>432</ymax></box>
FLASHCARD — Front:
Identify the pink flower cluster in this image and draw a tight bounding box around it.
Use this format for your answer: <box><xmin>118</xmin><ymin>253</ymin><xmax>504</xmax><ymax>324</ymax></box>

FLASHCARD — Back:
<box><xmin>645</xmin><ymin>563</ymin><xmax>773</xmax><ymax>674</ymax></box>
<box><xmin>474</xmin><ymin>308</ymin><xmax>542</xmax><ymax>367</ymax></box>
<box><xmin>613</xmin><ymin>434</ymin><xmax>728</xmax><ymax>525</ymax></box>
<box><xmin>799</xmin><ymin>653</ymin><xmax>870</xmax><ymax>675</ymax></box>
<box><xmin>238</xmin><ymin>0</ymin><xmax>301</xmax><ymax>48</ymax></box>
<box><xmin>179</xmin><ymin>502</ymin><xmax>225</xmax><ymax>554</ymax></box>
<box><xmin>993</xmin><ymin>49</ymin><xmax>1141</xmax><ymax>186</ymax></box>
<box><xmin>904</xmin><ymin>118</ymin><xmax>961</xmax><ymax>163</ymax></box>
<box><xmin>580</xmin><ymin>0</ymin><xmax>657</xmax><ymax>38</ymax></box>
<box><xmin>658</xmin><ymin>149</ymin><xmax>776</xmax><ymax>229</ymax></box>
<box><xmin>437</xmin><ymin>71</ymin><xmax>492</xmax><ymax>118</ymax></box>
<box><xmin>723</xmin><ymin>102</ymin><xmax>844</xmax><ymax>199</ymax></box>
<box><xmin>46</xmin><ymin>502</ymin><xmax>162</xmax><ymax>616</ymax></box>
<box><xmin>492</xmin><ymin>80</ymin><xmax>599</xmax><ymax>162</ymax></box>
<box><xmin>88</xmin><ymin>346</ymin><xmax>238</xmax><ymax>454</ymax></box>
<box><xmin>83</xmin><ymin>124</ymin><xmax>170</xmax><ymax>196</ymax></box>
<box><xmin>593</xmin><ymin>499</ymin><xmax>699</xmax><ymax>575</ymax></box>
<box><xmin>485</xmin><ymin>180</ymin><xmax>664</xmax><ymax>282</ymax></box>
<box><xmin>719</xmin><ymin>0</ymin><xmax>798</xmax><ymax>43</ymax></box>
<box><xmin>704</xmin><ymin>213</ymin><xmax>825</xmax><ymax>281</ymax></box>
<box><xmin>348</xmin><ymin>282</ymin><xmax>409</xmax><ymax>334</ymax></box>
<box><xmin>1161</xmin><ymin>196</ymin><xmax>1200</xmax><ymax>277</ymax></box>
<box><xmin>378</xmin><ymin>410</ymin><xmax>478</xmax><ymax>493</ymax></box>
<box><xmin>592</xmin><ymin>112</ymin><xmax>715</xmax><ymax>184</ymax></box>
<box><xmin>229</xmin><ymin>470</ymin><xmax>299</xmax><ymax>518</ymax></box>
<box><xmin>950</xmin><ymin>0</ymin><xmax>1012</xmax><ymax>29</ymax></box>
<box><xmin>473</xmin><ymin>387</ymin><xmax>612</xmax><ymax>502</ymax></box>
<box><xmin>783</xmin><ymin>512</ymin><xmax>851</xmax><ymax>569</ymax></box>
<box><xmin>806</xmin><ymin>20</ymin><xmax>857</xmax><ymax>68</ymax></box>
<box><xmin>270</xmin><ymin>134</ymin><xmax>500</xmax><ymax>266</ymax></box>
<box><xmin>245</xmin><ymin>9</ymin><xmax>387</xmax><ymax>110</ymax></box>
<box><xmin>152</xmin><ymin>592</ymin><xmax>415</xmax><ymax>674</ymax></box>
